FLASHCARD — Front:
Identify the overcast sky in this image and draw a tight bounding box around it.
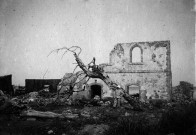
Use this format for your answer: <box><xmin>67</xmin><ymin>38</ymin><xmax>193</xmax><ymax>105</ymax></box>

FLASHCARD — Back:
<box><xmin>0</xmin><ymin>0</ymin><xmax>195</xmax><ymax>86</ymax></box>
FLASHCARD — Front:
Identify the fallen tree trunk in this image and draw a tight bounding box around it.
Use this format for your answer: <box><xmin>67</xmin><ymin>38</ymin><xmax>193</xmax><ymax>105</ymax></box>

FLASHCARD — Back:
<box><xmin>50</xmin><ymin>47</ymin><xmax>147</xmax><ymax>110</ymax></box>
<box><xmin>21</xmin><ymin>110</ymin><xmax>79</xmax><ymax>119</ymax></box>
<box><xmin>73</xmin><ymin>53</ymin><xmax>144</xmax><ymax>110</ymax></box>
<box><xmin>22</xmin><ymin>110</ymin><xmax>62</xmax><ymax>118</ymax></box>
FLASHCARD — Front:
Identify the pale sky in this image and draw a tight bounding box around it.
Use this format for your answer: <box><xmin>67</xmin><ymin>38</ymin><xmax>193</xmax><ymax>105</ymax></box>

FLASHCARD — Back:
<box><xmin>0</xmin><ymin>0</ymin><xmax>195</xmax><ymax>86</ymax></box>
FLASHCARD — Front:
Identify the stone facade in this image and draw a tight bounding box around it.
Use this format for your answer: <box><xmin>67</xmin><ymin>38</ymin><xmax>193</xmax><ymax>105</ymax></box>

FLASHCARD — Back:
<box><xmin>73</xmin><ymin>41</ymin><xmax>172</xmax><ymax>100</ymax></box>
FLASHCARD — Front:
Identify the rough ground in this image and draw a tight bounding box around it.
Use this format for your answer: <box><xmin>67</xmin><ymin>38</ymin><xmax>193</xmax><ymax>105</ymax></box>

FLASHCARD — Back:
<box><xmin>0</xmin><ymin>82</ymin><xmax>195</xmax><ymax>135</ymax></box>
<box><xmin>0</xmin><ymin>103</ymin><xmax>164</xmax><ymax>135</ymax></box>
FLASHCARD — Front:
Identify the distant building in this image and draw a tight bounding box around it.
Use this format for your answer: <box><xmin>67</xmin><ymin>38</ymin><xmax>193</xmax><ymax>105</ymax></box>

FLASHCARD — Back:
<box><xmin>25</xmin><ymin>79</ymin><xmax>61</xmax><ymax>93</ymax></box>
<box><xmin>0</xmin><ymin>74</ymin><xmax>13</xmax><ymax>95</ymax></box>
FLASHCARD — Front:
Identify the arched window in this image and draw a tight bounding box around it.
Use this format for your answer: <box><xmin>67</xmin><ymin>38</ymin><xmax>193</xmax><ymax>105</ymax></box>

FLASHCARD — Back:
<box><xmin>130</xmin><ymin>46</ymin><xmax>143</xmax><ymax>63</ymax></box>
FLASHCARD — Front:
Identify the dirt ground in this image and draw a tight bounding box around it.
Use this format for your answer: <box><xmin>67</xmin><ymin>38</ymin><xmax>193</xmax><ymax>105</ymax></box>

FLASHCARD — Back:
<box><xmin>0</xmin><ymin>103</ymin><xmax>163</xmax><ymax>135</ymax></box>
<box><xmin>0</xmin><ymin>86</ymin><xmax>196</xmax><ymax>135</ymax></box>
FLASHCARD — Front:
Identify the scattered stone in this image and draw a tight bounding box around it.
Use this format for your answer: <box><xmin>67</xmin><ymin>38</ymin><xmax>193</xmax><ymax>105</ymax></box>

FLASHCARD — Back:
<box><xmin>63</xmin><ymin>113</ymin><xmax>79</xmax><ymax>119</ymax></box>
<box><xmin>148</xmin><ymin>114</ymin><xmax>155</xmax><ymax>118</ymax></box>
<box><xmin>172</xmin><ymin>82</ymin><xmax>194</xmax><ymax>104</ymax></box>
<box><xmin>0</xmin><ymin>90</ymin><xmax>4</xmax><ymax>96</ymax></box>
<box><xmin>125</xmin><ymin>112</ymin><xmax>131</xmax><ymax>116</ymax></box>
<box><xmin>80</xmin><ymin>124</ymin><xmax>109</xmax><ymax>135</ymax></box>
<box><xmin>66</xmin><ymin>99</ymin><xmax>72</xmax><ymax>105</ymax></box>
<box><xmin>59</xmin><ymin>98</ymin><xmax>66</xmax><ymax>103</ymax></box>
<box><xmin>93</xmin><ymin>116</ymin><xmax>99</xmax><ymax>120</ymax></box>
<box><xmin>81</xmin><ymin>111</ymin><xmax>90</xmax><ymax>118</ymax></box>
<box><xmin>48</xmin><ymin>130</ymin><xmax>53</xmax><ymax>134</ymax></box>
<box><xmin>99</xmin><ymin>101</ymin><xmax>104</xmax><ymax>105</ymax></box>
<box><xmin>63</xmin><ymin>109</ymin><xmax>72</xmax><ymax>114</ymax></box>
<box><xmin>94</xmin><ymin>95</ymin><xmax>101</xmax><ymax>100</ymax></box>
<box><xmin>62</xmin><ymin>110</ymin><xmax>79</xmax><ymax>119</ymax></box>
<box><xmin>103</xmin><ymin>101</ymin><xmax>111</xmax><ymax>106</ymax></box>
<box><xmin>26</xmin><ymin>118</ymin><xmax>36</xmax><ymax>121</ymax></box>
<box><xmin>124</xmin><ymin>104</ymin><xmax>133</xmax><ymax>110</ymax></box>
<box><xmin>29</xmin><ymin>92</ymin><xmax>38</xmax><ymax>99</ymax></box>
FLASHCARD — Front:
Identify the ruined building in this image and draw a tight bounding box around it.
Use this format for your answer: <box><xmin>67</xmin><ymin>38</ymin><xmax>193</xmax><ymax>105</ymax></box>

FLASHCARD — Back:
<box><xmin>73</xmin><ymin>41</ymin><xmax>172</xmax><ymax>100</ymax></box>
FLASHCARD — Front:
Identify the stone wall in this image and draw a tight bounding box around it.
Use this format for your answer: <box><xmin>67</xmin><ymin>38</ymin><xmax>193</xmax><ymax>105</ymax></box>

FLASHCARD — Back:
<box><xmin>106</xmin><ymin>41</ymin><xmax>171</xmax><ymax>72</ymax></box>
<box><xmin>107</xmin><ymin>73</ymin><xmax>169</xmax><ymax>99</ymax></box>
<box><xmin>72</xmin><ymin>41</ymin><xmax>172</xmax><ymax>100</ymax></box>
<box><xmin>103</xmin><ymin>41</ymin><xmax>172</xmax><ymax>100</ymax></box>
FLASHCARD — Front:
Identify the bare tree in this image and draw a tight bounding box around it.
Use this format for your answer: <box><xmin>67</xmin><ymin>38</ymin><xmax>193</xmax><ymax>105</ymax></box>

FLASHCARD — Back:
<box><xmin>48</xmin><ymin>46</ymin><xmax>147</xmax><ymax>110</ymax></box>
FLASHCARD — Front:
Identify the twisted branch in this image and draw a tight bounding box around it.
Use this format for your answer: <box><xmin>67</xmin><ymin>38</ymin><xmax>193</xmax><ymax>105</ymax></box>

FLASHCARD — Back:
<box><xmin>47</xmin><ymin>46</ymin><xmax>82</xmax><ymax>58</ymax></box>
<box><xmin>48</xmin><ymin>45</ymin><xmax>147</xmax><ymax>110</ymax></box>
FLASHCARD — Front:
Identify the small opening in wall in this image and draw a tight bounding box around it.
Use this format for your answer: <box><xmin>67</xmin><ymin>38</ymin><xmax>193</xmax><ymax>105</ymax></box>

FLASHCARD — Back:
<box><xmin>127</xmin><ymin>84</ymin><xmax>140</xmax><ymax>95</ymax></box>
<box><xmin>91</xmin><ymin>85</ymin><xmax>102</xmax><ymax>99</ymax></box>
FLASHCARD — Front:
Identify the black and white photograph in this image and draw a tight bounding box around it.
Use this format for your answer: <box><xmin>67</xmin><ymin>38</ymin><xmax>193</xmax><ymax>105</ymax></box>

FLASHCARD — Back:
<box><xmin>0</xmin><ymin>0</ymin><xmax>195</xmax><ymax>134</ymax></box>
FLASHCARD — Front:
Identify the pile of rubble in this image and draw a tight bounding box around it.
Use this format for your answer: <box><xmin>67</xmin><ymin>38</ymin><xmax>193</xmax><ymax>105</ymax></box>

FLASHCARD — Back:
<box><xmin>1</xmin><ymin>81</ymin><xmax>195</xmax><ymax>122</ymax></box>
<box><xmin>0</xmin><ymin>90</ymin><xmax>27</xmax><ymax>114</ymax></box>
<box><xmin>172</xmin><ymin>81</ymin><xmax>194</xmax><ymax>105</ymax></box>
<box><xmin>0</xmin><ymin>86</ymin><xmax>114</xmax><ymax>119</ymax></box>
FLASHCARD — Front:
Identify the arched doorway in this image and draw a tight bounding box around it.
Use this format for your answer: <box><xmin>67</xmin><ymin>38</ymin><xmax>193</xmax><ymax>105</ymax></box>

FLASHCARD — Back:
<box><xmin>90</xmin><ymin>84</ymin><xmax>102</xmax><ymax>99</ymax></box>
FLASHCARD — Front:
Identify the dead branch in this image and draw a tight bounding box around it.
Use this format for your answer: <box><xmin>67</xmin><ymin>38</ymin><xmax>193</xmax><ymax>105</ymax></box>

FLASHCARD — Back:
<box><xmin>49</xmin><ymin>45</ymin><xmax>146</xmax><ymax>110</ymax></box>
<box><xmin>48</xmin><ymin>46</ymin><xmax>82</xmax><ymax>58</ymax></box>
<box><xmin>82</xmin><ymin>76</ymin><xmax>90</xmax><ymax>85</ymax></box>
<box><xmin>43</xmin><ymin>69</ymin><xmax>48</xmax><ymax>79</ymax></box>
<box><xmin>73</xmin><ymin>75</ymin><xmax>87</xmax><ymax>86</ymax></box>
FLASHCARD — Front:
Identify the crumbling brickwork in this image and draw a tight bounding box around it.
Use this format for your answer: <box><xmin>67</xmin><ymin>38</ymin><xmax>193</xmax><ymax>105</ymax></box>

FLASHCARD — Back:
<box><xmin>75</xmin><ymin>41</ymin><xmax>172</xmax><ymax>100</ymax></box>
<box><xmin>104</xmin><ymin>41</ymin><xmax>172</xmax><ymax>100</ymax></box>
